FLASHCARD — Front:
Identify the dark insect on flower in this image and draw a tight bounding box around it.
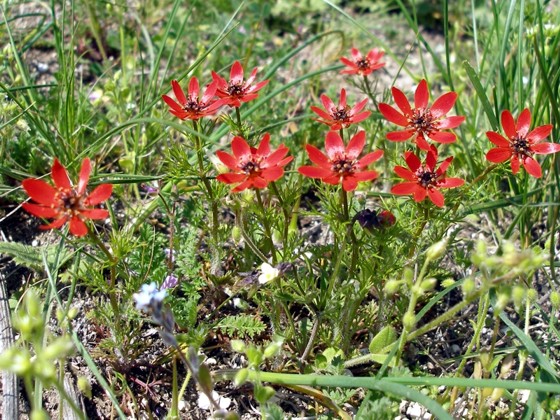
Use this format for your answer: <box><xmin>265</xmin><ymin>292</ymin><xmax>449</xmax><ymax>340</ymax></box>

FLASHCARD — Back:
<box><xmin>354</xmin><ymin>209</ymin><xmax>396</xmax><ymax>231</ymax></box>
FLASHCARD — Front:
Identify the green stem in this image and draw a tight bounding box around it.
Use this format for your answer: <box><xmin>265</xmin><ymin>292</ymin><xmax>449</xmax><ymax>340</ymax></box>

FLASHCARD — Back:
<box><xmin>192</xmin><ymin>120</ymin><xmax>219</xmax><ymax>243</ymax></box>
<box><xmin>235</xmin><ymin>107</ymin><xmax>243</xmax><ymax>133</ymax></box>
<box><xmin>270</xmin><ymin>181</ymin><xmax>291</xmax><ymax>248</ymax></box>
<box><xmin>255</xmin><ymin>189</ymin><xmax>276</xmax><ymax>264</ymax></box>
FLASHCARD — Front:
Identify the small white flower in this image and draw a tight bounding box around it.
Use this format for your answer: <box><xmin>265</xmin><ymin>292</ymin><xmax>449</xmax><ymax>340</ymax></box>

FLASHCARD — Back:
<box><xmin>258</xmin><ymin>263</ymin><xmax>280</xmax><ymax>285</ymax></box>
<box><xmin>133</xmin><ymin>282</ymin><xmax>167</xmax><ymax>312</ymax></box>
<box><xmin>198</xmin><ymin>390</ymin><xmax>231</xmax><ymax>411</ymax></box>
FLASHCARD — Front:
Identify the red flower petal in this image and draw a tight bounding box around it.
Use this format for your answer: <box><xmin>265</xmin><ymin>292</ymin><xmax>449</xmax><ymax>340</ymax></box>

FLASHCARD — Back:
<box><xmin>87</xmin><ymin>184</ymin><xmax>112</xmax><ymax>205</ymax></box>
<box><xmin>22</xmin><ymin>203</ymin><xmax>58</xmax><ymax>218</ymax></box>
<box><xmin>517</xmin><ymin>109</ymin><xmax>531</xmax><ymax>137</ymax></box>
<box><xmin>392</xmin><ymin>182</ymin><xmax>419</xmax><ymax>195</ymax></box>
<box><xmin>387</xmin><ymin>130</ymin><xmax>415</xmax><ymax>141</ymax></box>
<box><xmin>69</xmin><ymin>217</ymin><xmax>88</xmax><ymax>236</ymax></box>
<box><xmin>339</xmin><ymin>88</ymin><xmax>347</xmax><ymax>108</ymax></box>
<box><xmin>350</xmin><ymin>110</ymin><xmax>371</xmax><ymax>125</ymax></box>
<box><xmin>522</xmin><ymin>156</ymin><xmax>542</xmax><ymax>178</ymax></box>
<box><xmin>438</xmin><ymin>116</ymin><xmax>465</xmax><ymax>129</ymax></box>
<box><xmin>52</xmin><ymin>159</ymin><xmax>72</xmax><ymax>190</ymax></box>
<box><xmin>486</xmin><ymin>148</ymin><xmax>511</xmax><ymax>163</ymax></box>
<box><xmin>438</xmin><ymin>177</ymin><xmax>464</xmax><ymax>188</ymax></box>
<box><xmin>162</xmin><ymin>95</ymin><xmax>184</xmax><ymax>113</ymax></box>
<box><xmin>437</xmin><ymin>156</ymin><xmax>454</xmax><ymax>175</ymax></box>
<box><xmin>217</xmin><ymin>173</ymin><xmax>247</xmax><ymax>184</ymax></box>
<box><xmin>486</xmin><ymin>131</ymin><xmax>510</xmax><ymax>147</ymax></box>
<box><xmin>352</xmin><ymin>170</ymin><xmax>378</xmax><ymax>181</ymax></box>
<box><xmin>357</xmin><ymin>150</ymin><xmax>383</xmax><ymax>168</ymax></box>
<box><xmin>414</xmin><ymin>79</ymin><xmax>429</xmax><ymax>109</ymax></box>
<box><xmin>231</xmin><ymin>137</ymin><xmax>251</xmax><ymax>160</ymax></box>
<box><xmin>510</xmin><ymin>156</ymin><xmax>520</xmax><ymax>174</ymax></box>
<box><xmin>188</xmin><ymin>77</ymin><xmax>200</xmax><ymax>99</ymax></box>
<box><xmin>391</xmin><ymin>87</ymin><xmax>413</xmax><ymax>117</ymax></box>
<box><xmin>216</xmin><ymin>151</ymin><xmax>239</xmax><ymax>171</ymax></box>
<box><xmin>501</xmin><ymin>110</ymin><xmax>517</xmax><ymax>139</ymax></box>
<box><xmin>230</xmin><ymin>61</ymin><xmax>244</xmax><ymax>85</ymax></box>
<box><xmin>22</xmin><ymin>179</ymin><xmax>57</xmax><ymax>205</ymax></box>
<box><xmin>428</xmin><ymin>131</ymin><xmax>457</xmax><ymax>144</ymax></box>
<box><xmin>310</xmin><ymin>106</ymin><xmax>335</xmax><ymax>122</ymax></box>
<box><xmin>171</xmin><ymin>80</ymin><xmax>187</xmax><ymax>105</ymax></box>
<box><xmin>350</xmin><ymin>98</ymin><xmax>368</xmax><ymax>115</ymax></box>
<box><xmin>298</xmin><ymin>166</ymin><xmax>332</xmax><ymax>179</ymax></box>
<box><xmin>80</xmin><ymin>209</ymin><xmax>109</xmax><ymax>219</ymax></box>
<box><xmin>430</xmin><ymin>92</ymin><xmax>457</xmax><ymax>118</ymax></box>
<box><xmin>305</xmin><ymin>145</ymin><xmax>330</xmax><ymax>167</ymax></box>
<box><xmin>378</xmin><ymin>103</ymin><xmax>408</xmax><ymax>126</ymax></box>
<box><xmin>527</xmin><ymin>125</ymin><xmax>553</xmax><ymax>143</ymax></box>
<box><xmin>40</xmin><ymin>217</ymin><xmax>68</xmax><ymax>231</ymax></box>
<box><xmin>345</xmin><ymin>131</ymin><xmax>366</xmax><ymax>159</ymax></box>
<box><xmin>532</xmin><ymin>142</ymin><xmax>560</xmax><ymax>154</ymax></box>
<box><xmin>78</xmin><ymin>158</ymin><xmax>92</xmax><ymax>195</ymax></box>
<box><xmin>342</xmin><ymin>177</ymin><xmax>358</xmax><ymax>191</ymax></box>
<box><xmin>394</xmin><ymin>166</ymin><xmax>415</xmax><ymax>181</ymax></box>
<box><xmin>404</xmin><ymin>152</ymin><xmax>421</xmax><ymax>171</ymax></box>
<box><xmin>325</xmin><ymin>131</ymin><xmax>345</xmax><ymax>159</ymax></box>
<box><xmin>320</xmin><ymin>94</ymin><xmax>335</xmax><ymax>112</ymax></box>
<box><xmin>256</xmin><ymin>133</ymin><xmax>271</xmax><ymax>157</ymax></box>
<box><xmin>427</xmin><ymin>188</ymin><xmax>444</xmax><ymax>207</ymax></box>
<box><xmin>261</xmin><ymin>167</ymin><xmax>284</xmax><ymax>182</ymax></box>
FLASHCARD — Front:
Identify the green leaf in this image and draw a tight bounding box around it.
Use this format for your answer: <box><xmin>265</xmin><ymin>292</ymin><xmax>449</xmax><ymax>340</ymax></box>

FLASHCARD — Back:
<box><xmin>0</xmin><ymin>242</ymin><xmax>73</xmax><ymax>271</ymax></box>
<box><xmin>369</xmin><ymin>326</ymin><xmax>397</xmax><ymax>354</ymax></box>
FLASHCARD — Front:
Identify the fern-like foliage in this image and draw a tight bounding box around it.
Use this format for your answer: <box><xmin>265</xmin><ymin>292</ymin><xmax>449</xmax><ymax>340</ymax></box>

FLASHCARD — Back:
<box><xmin>0</xmin><ymin>241</ymin><xmax>72</xmax><ymax>271</ymax></box>
<box><xmin>215</xmin><ymin>314</ymin><xmax>266</xmax><ymax>339</ymax></box>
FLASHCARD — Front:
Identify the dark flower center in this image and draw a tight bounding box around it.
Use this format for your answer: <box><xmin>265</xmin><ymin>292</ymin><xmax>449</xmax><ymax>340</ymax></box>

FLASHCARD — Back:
<box><xmin>58</xmin><ymin>189</ymin><xmax>85</xmax><ymax>215</ymax></box>
<box><xmin>183</xmin><ymin>99</ymin><xmax>204</xmax><ymax>113</ymax></box>
<box><xmin>415</xmin><ymin>168</ymin><xmax>438</xmax><ymax>188</ymax></box>
<box><xmin>241</xmin><ymin>160</ymin><xmax>261</xmax><ymax>175</ymax></box>
<box><xmin>409</xmin><ymin>108</ymin><xmax>436</xmax><ymax>134</ymax></box>
<box><xmin>356</xmin><ymin>58</ymin><xmax>371</xmax><ymax>70</ymax></box>
<box><xmin>331</xmin><ymin>106</ymin><xmax>350</xmax><ymax>122</ymax></box>
<box><xmin>331</xmin><ymin>157</ymin><xmax>356</xmax><ymax>175</ymax></box>
<box><xmin>511</xmin><ymin>136</ymin><xmax>532</xmax><ymax>157</ymax></box>
<box><xmin>227</xmin><ymin>82</ymin><xmax>246</xmax><ymax>97</ymax></box>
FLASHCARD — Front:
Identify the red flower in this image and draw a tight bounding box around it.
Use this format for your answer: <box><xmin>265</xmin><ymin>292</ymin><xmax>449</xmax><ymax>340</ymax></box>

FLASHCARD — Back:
<box><xmin>216</xmin><ymin>134</ymin><xmax>293</xmax><ymax>192</ymax></box>
<box><xmin>486</xmin><ymin>109</ymin><xmax>559</xmax><ymax>178</ymax></box>
<box><xmin>392</xmin><ymin>148</ymin><xmax>464</xmax><ymax>207</ymax></box>
<box><xmin>211</xmin><ymin>61</ymin><xmax>269</xmax><ymax>107</ymax></box>
<box><xmin>298</xmin><ymin>131</ymin><xmax>383</xmax><ymax>192</ymax></box>
<box><xmin>378</xmin><ymin>79</ymin><xmax>465</xmax><ymax>151</ymax></box>
<box><xmin>162</xmin><ymin>78</ymin><xmax>223</xmax><ymax>120</ymax></box>
<box><xmin>311</xmin><ymin>88</ymin><xmax>371</xmax><ymax>131</ymax></box>
<box><xmin>340</xmin><ymin>47</ymin><xmax>385</xmax><ymax>76</ymax></box>
<box><xmin>22</xmin><ymin>158</ymin><xmax>113</xmax><ymax>236</ymax></box>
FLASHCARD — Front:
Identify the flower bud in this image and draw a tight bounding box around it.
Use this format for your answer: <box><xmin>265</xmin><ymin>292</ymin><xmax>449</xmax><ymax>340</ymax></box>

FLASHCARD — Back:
<box><xmin>462</xmin><ymin>277</ymin><xmax>476</xmax><ymax>297</ymax></box>
<box><xmin>231</xmin><ymin>226</ymin><xmax>242</xmax><ymax>244</ymax></box>
<box><xmin>526</xmin><ymin>288</ymin><xmax>537</xmax><ymax>303</ymax></box>
<box><xmin>403</xmin><ymin>267</ymin><xmax>414</xmax><ymax>286</ymax></box>
<box><xmin>494</xmin><ymin>292</ymin><xmax>510</xmax><ymax>313</ymax></box>
<box><xmin>31</xmin><ymin>409</ymin><xmax>50</xmax><ymax>420</ymax></box>
<box><xmin>551</xmin><ymin>291</ymin><xmax>560</xmax><ymax>309</ymax></box>
<box><xmin>384</xmin><ymin>280</ymin><xmax>401</xmax><ymax>295</ymax></box>
<box><xmin>441</xmin><ymin>278</ymin><xmax>455</xmax><ymax>288</ymax></box>
<box><xmin>402</xmin><ymin>312</ymin><xmax>416</xmax><ymax>330</ymax></box>
<box><xmin>426</xmin><ymin>239</ymin><xmax>447</xmax><ymax>261</ymax></box>
<box><xmin>78</xmin><ymin>376</ymin><xmax>92</xmax><ymax>398</ymax></box>
<box><xmin>263</xmin><ymin>338</ymin><xmax>283</xmax><ymax>359</ymax></box>
<box><xmin>234</xmin><ymin>368</ymin><xmax>249</xmax><ymax>386</ymax></box>
<box><xmin>230</xmin><ymin>340</ymin><xmax>245</xmax><ymax>353</ymax></box>
<box><xmin>511</xmin><ymin>285</ymin><xmax>525</xmax><ymax>310</ymax></box>
<box><xmin>420</xmin><ymin>278</ymin><xmax>437</xmax><ymax>292</ymax></box>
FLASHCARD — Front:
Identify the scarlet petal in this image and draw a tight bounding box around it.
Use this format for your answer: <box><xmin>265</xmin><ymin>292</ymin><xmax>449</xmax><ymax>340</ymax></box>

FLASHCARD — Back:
<box><xmin>87</xmin><ymin>184</ymin><xmax>112</xmax><ymax>205</ymax></box>
<box><xmin>511</xmin><ymin>157</ymin><xmax>520</xmax><ymax>174</ymax></box>
<box><xmin>350</xmin><ymin>98</ymin><xmax>368</xmax><ymax>114</ymax></box>
<box><xmin>428</xmin><ymin>131</ymin><xmax>457</xmax><ymax>144</ymax></box>
<box><xmin>345</xmin><ymin>131</ymin><xmax>366</xmax><ymax>159</ymax></box>
<box><xmin>298</xmin><ymin>166</ymin><xmax>333</xmax><ymax>179</ymax></box>
<box><xmin>40</xmin><ymin>216</ymin><xmax>68</xmax><ymax>231</ymax></box>
<box><xmin>172</xmin><ymin>80</ymin><xmax>187</xmax><ymax>105</ymax></box>
<box><xmin>391</xmin><ymin>182</ymin><xmax>419</xmax><ymax>195</ymax></box>
<box><xmin>532</xmin><ymin>142</ymin><xmax>560</xmax><ymax>154</ymax></box>
<box><xmin>256</xmin><ymin>133</ymin><xmax>271</xmax><ymax>157</ymax></box>
<box><xmin>22</xmin><ymin>179</ymin><xmax>57</xmax><ymax>205</ymax></box>
<box><xmin>162</xmin><ymin>95</ymin><xmax>184</xmax><ymax>113</ymax></box>
<box><xmin>22</xmin><ymin>203</ymin><xmax>58</xmax><ymax>218</ymax></box>
<box><xmin>438</xmin><ymin>177</ymin><xmax>464</xmax><ymax>188</ymax></box>
<box><xmin>261</xmin><ymin>167</ymin><xmax>284</xmax><ymax>182</ymax></box>
<box><xmin>391</xmin><ymin>87</ymin><xmax>412</xmax><ymax>116</ymax></box>
<box><xmin>517</xmin><ymin>109</ymin><xmax>531</xmax><ymax>137</ymax></box>
<box><xmin>216</xmin><ymin>151</ymin><xmax>239</xmax><ymax>171</ymax></box>
<box><xmin>339</xmin><ymin>88</ymin><xmax>347</xmax><ymax>108</ymax></box>
<box><xmin>527</xmin><ymin>125</ymin><xmax>553</xmax><ymax>143</ymax></box>
<box><xmin>80</xmin><ymin>209</ymin><xmax>109</xmax><ymax>220</ymax></box>
<box><xmin>486</xmin><ymin>131</ymin><xmax>510</xmax><ymax>148</ymax></box>
<box><xmin>350</xmin><ymin>111</ymin><xmax>371</xmax><ymax>125</ymax></box>
<box><xmin>69</xmin><ymin>217</ymin><xmax>88</xmax><ymax>236</ymax></box>
<box><xmin>231</xmin><ymin>137</ymin><xmax>251</xmax><ymax>160</ymax></box>
<box><xmin>486</xmin><ymin>148</ymin><xmax>511</xmax><ymax>163</ymax></box>
<box><xmin>230</xmin><ymin>61</ymin><xmax>244</xmax><ymax>85</ymax></box>
<box><xmin>352</xmin><ymin>170</ymin><xmax>378</xmax><ymax>181</ymax></box>
<box><xmin>394</xmin><ymin>166</ymin><xmax>415</xmax><ymax>181</ymax></box>
<box><xmin>522</xmin><ymin>156</ymin><xmax>542</xmax><ymax>178</ymax></box>
<box><xmin>387</xmin><ymin>130</ymin><xmax>415</xmax><ymax>142</ymax></box>
<box><xmin>305</xmin><ymin>145</ymin><xmax>330</xmax><ymax>167</ymax></box>
<box><xmin>52</xmin><ymin>159</ymin><xmax>72</xmax><ymax>190</ymax></box>
<box><xmin>311</xmin><ymin>106</ymin><xmax>335</xmax><ymax>122</ymax></box>
<box><xmin>188</xmin><ymin>77</ymin><xmax>200</xmax><ymax>98</ymax></box>
<box><xmin>250</xmin><ymin>176</ymin><xmax>268</xmax><ymax>189</ymax></box>
<box><xmin>430</xmin><ymin>92</ymin><xmax>457</xmax><ymax>118</ymax></box>
<box><xmin>414</xmin><ymin>79</ymin><xmax>429</xmax><ymax>109</ymax></box>
<box><xmin>217</xmin><ymin>173</ymin><xmax>247</xmax><ymax>184</ymax></box>
<box><xmin>78</xmin><ymin>158</ymin><xmax>92</xmax><ymax>194</ymax></box>
<box><xmin>342</xmin><ymin>177</ymin><xmax>358</xmax><ymax>191</ymax></box>
<box><xmin>438</xmin><ymin>116</ymin><xmax>465</xmax><ymax>129</ymax></box>
<box><xmin>325</xmin><ymin>131</ymin><xmax>345</xmax><ymax>160</ymax></box>
<box><xmin>413</xmin><ymin>187</ymin><xmax>428</xmax><ymax>202</ymax></box>
<box><xmin>415</xmin><ymin>135</ymin><xmax>431</xmax><ymax>151</ymax></box>
<box><xmin>378</xmin><ymin>103</ymin><xmax>408</xmax><ymax>126</ymax></box>
<box><xmin>231</xmin><ymin>180</ymin><xmax>253</xmax><ymax>192</ymax></box>
<box><xmin>358</xmin><ymin>150</ymin><xmax>383</xmax><ymax>168</ymax></box>
<box><xmin>501</xmin><ymin>110</ymin><xmax>517</xmax><ymax>139</ymax></box>
<box><xmin>320</xmin><ymin>94</ymin><xmax>336</xmax><ymax>113</ymax></box>
<box><xmin>404</xmin><ymin>152</ymin><xmax>421</xmax><ymax>171</ymax></box>
<box><xmin>265</xmin><ymin>148</ymin><xmax>291</xmax><ymax>167</ymax></box>
<box><xmin>437</xmin><ymin>156</ymin><xmax>454</xmax><ymax>175</ymax></box>
<box><xmin>427</xmin><ymin>188</ymin><xmax>445</xmax><ymax>207</ymax></box>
